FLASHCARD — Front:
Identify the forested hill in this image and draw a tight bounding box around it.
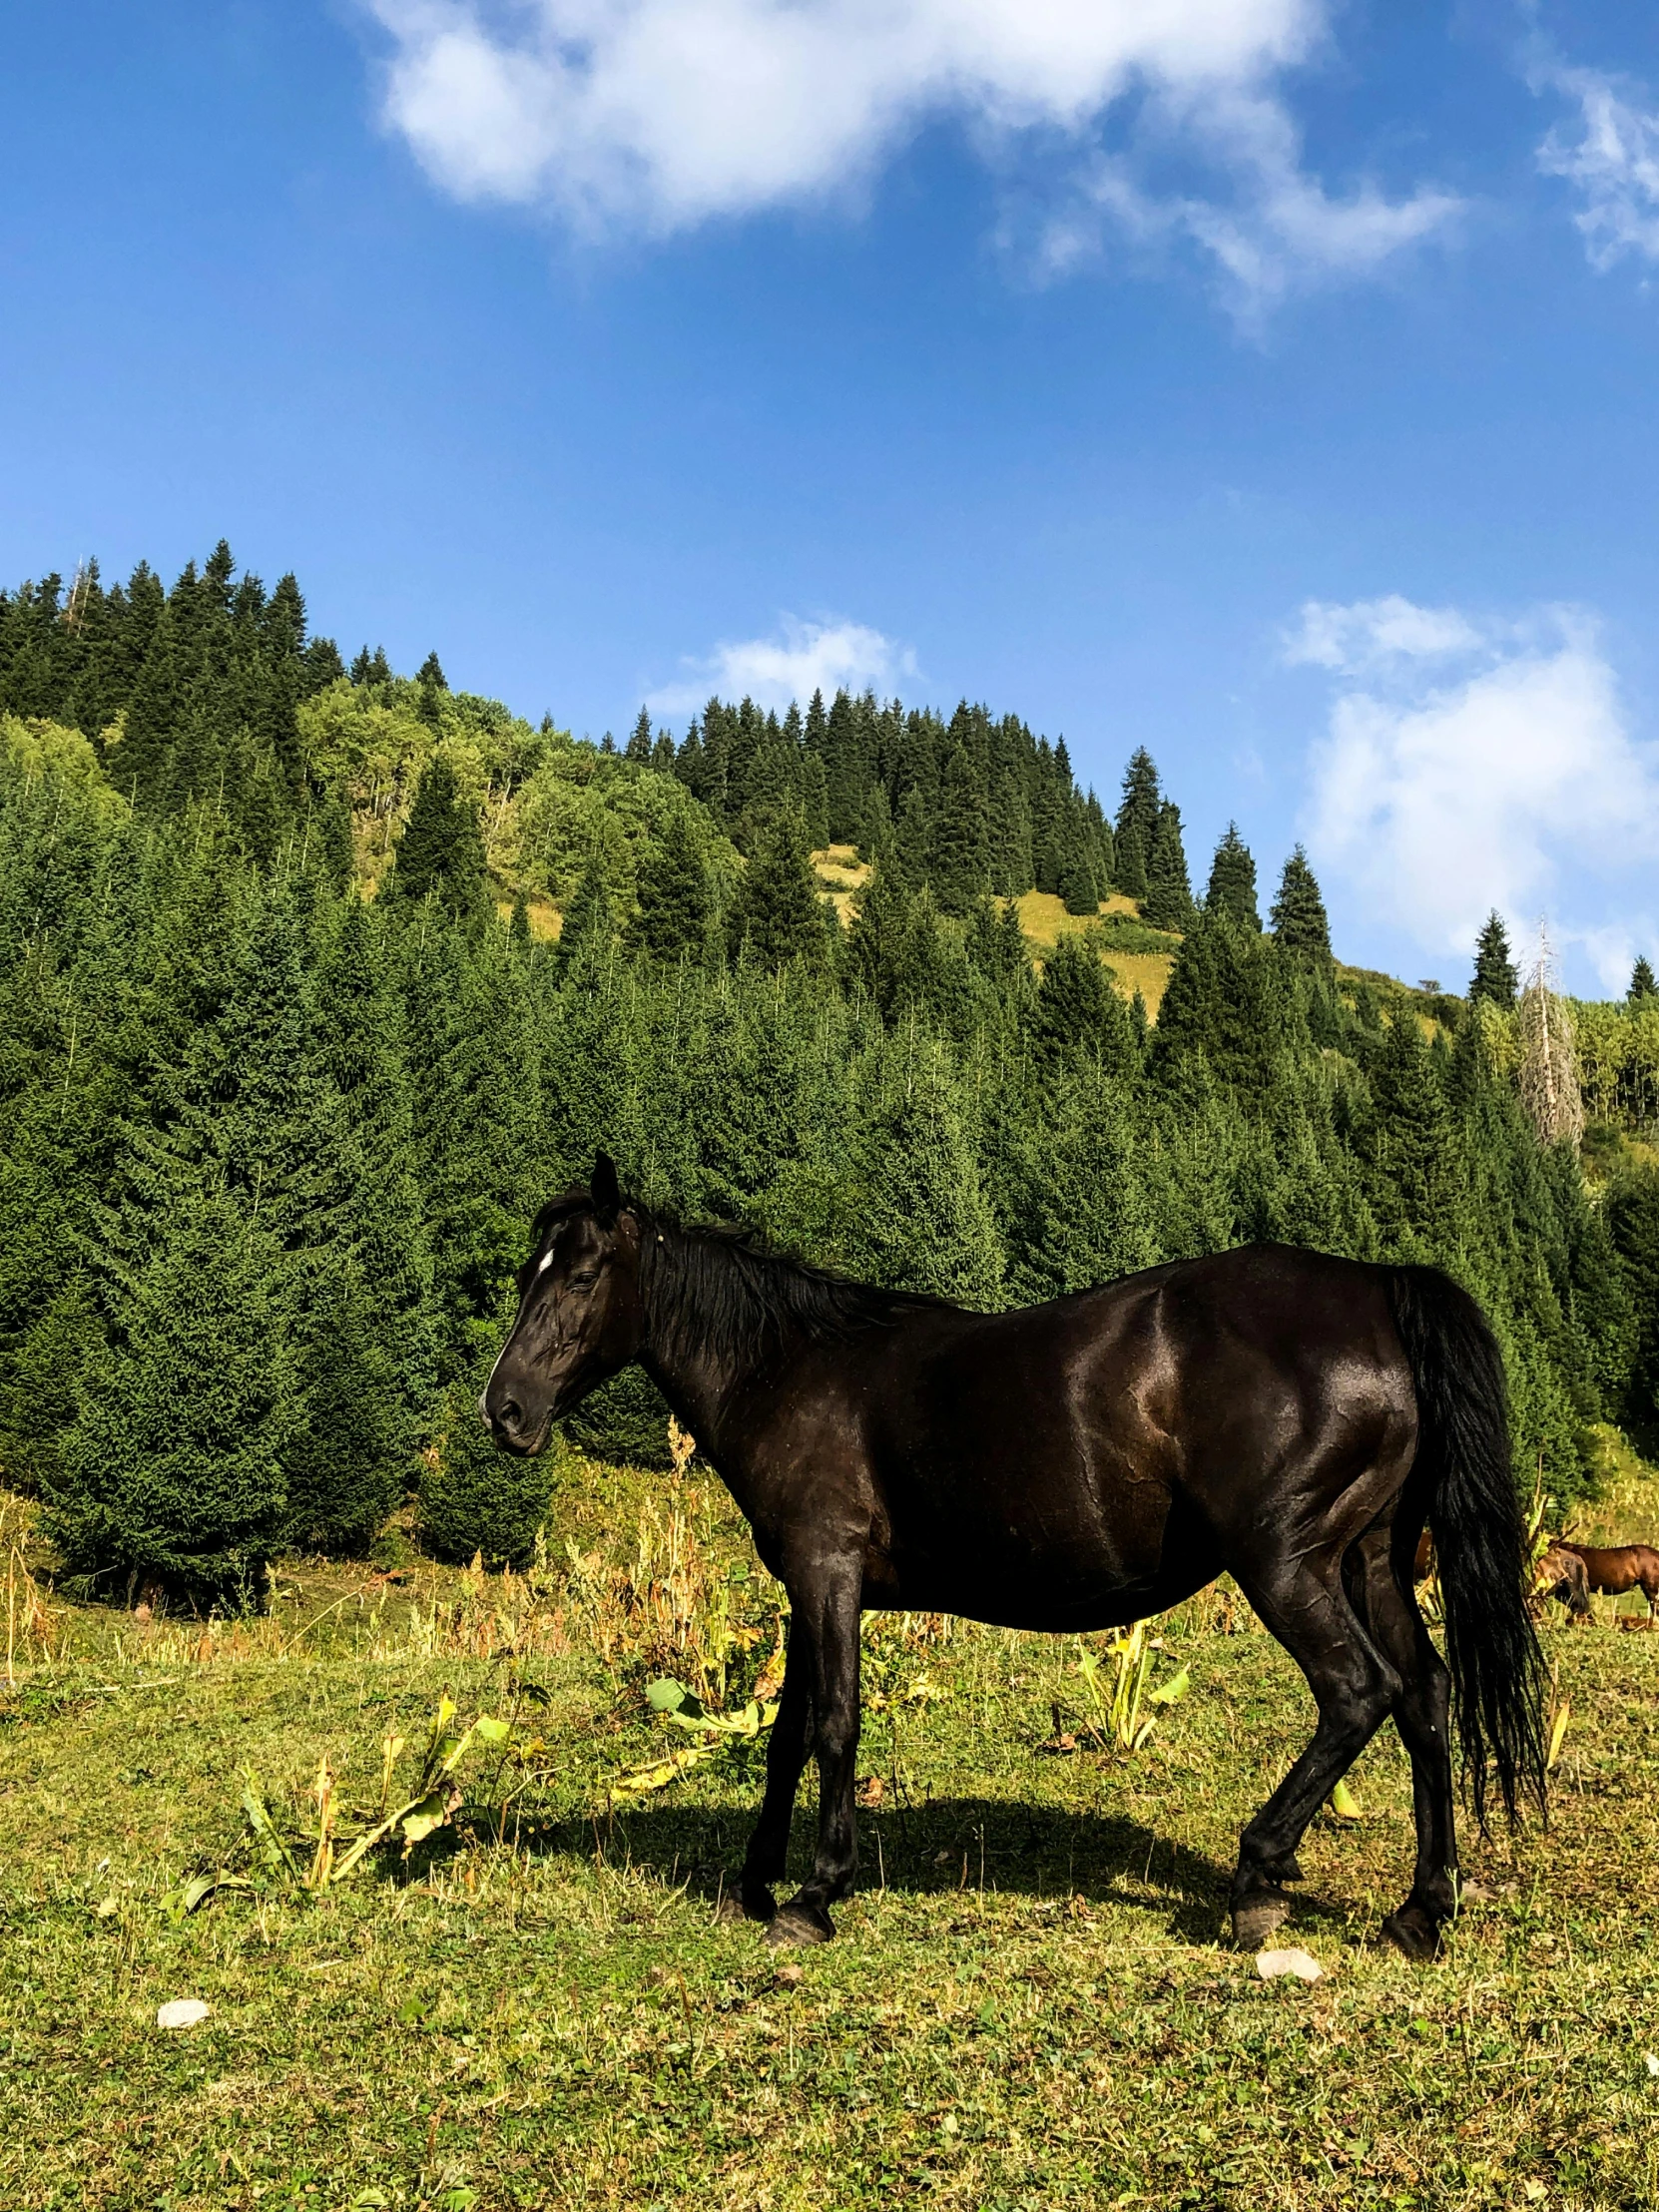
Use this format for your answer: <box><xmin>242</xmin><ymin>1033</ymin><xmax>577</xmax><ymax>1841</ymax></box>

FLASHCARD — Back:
<box><xmin>2</xmin><ymin>543</ymin><xmax>1658</xmax><ymax>1608</ymax></box>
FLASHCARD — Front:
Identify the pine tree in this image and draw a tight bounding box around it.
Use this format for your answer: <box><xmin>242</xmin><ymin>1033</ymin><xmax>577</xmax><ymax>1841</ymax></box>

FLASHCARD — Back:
<box><xmin>633</xmin><ymin>810</ymin><xmax>711</xmax><ymax>962</ymax></box>
<box><xmin>1142</xmin><ymin>803</ymin><xmax>1195</xmax><ymax>929</ymax></box>
<box><xmin>894</xmin><ymin>786</ymin><xmax>931</xmax><ymax>889</ymax></box>
<box><xmin>626</xmin><ymin>708</ymin><xmax>653</xmax><ymax>763</ymax></box>
<box><xmin>558</xmin><ymin>843</ymin><xmax>617</xmax><ymax>964</ymax></box>
<box><xmin>1032</xmin><ymin>934</ymin><xmax>1136</xmax><ymax>1076</ymax></box>
<box><xmin>0</xmin><ymin>1275</ymin><xmax>100</xmax><ymax>1497</ymax></box>
<box><xmin>930</xmin><ymin>745</ymin><xmax>990</xmax><ymax>915</ymax></box>
<box><xmin>1113</xmin><ymin>748</ymin><xmax>1161</xmax><ymax>900</ymax></box>
<box><xmin>1628</xmin><ymin>956</ymin><xmax>1658</xmax><ymax>1006</ymax></box>
<box><xmin>1057</xmin><ymin>812</ymin><xmax>1100</xmax><ymax>916</ymax></box>
<box><xmin>417</xmin><ymin>1331</ymin><xmax>558</xmax><ymax>1566</ymax></box>
<box><xmin>283</xmin><ymin>1258</ymin><xmax>407</xmax><ymax>1554</ymax></box>
<box><xmin>848</xmin><ymin>1033</ymin><xmax>1003</xmax><ymax>1307</ymax></box>
<box><xmin>389</xmin><ymin>756</ymin><xmax>487</xmax><ymax>920</ymax></box>
<box><xmin>1270</xmin><ymin>845</ymin><xmax>1333</xmax><ymax>966</ymax></box>
<box><xmin>726</xmin><ymin>812</ymin><xmax>827</xmax><ymax>970</ymax></box>
<box><xmin>46</xmin><ymin>1184</ymin><xmax>291</xmax><ymax>1608</ymax></box>
<box><xmin>1205</xmin><ymin>824</ymin><xmax>1261</xmax><ymax>931</ymax></box>
<box><xmin>1470</xmin><ymin>911</ymin><xmax>1518</xmax><ymax>1008</ymax></box>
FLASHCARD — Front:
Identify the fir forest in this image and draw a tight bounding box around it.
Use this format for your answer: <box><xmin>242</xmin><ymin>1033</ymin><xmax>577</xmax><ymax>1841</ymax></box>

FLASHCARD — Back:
<box><xmin>2</xmin><ymin>542</ymin><xmax>1656</xmax><ymax>1608</ymax></box>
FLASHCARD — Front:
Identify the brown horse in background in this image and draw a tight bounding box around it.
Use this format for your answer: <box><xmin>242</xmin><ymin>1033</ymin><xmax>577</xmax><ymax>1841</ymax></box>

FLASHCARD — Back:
<box><xmin>1535</xmin><ymin>1545</ymin><xmax>1592</xmax><ymax>1622</ymax></box>
<box><xmin>1558</xmin><ymin>1543</ymin><xmax>1659</xmax><ymax>1619</ymax></box>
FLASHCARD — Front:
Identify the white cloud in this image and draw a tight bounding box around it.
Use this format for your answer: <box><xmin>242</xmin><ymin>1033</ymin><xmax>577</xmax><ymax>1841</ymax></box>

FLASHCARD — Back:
<box><xmin>1285</xmin><ymin>593</ymin><xmax>1483</xmax><ymax>674</ymax></box>
<box><xmin>645</xmin><ymin>616</ymin><xmax>915</xmax><ymax>716</ymax></box>
<box><xmin>1536</xmin><ymin>64</ymin><xmax>1659</xmax><ymax>271</ymax></box>
<box><xmin>1295</xmin><ymin>598</ymin><xmax>1659</xmax><ymax>970</ymax></box>
<box><xmin>1038</xmin><ymin>90</ymin><xmax>1459</xmax><ymax>320</ymax></box>
<box><xmin>362</xmin><ymin>0</ymin><xmax>1459</xmax><ymax>310</ymax></box>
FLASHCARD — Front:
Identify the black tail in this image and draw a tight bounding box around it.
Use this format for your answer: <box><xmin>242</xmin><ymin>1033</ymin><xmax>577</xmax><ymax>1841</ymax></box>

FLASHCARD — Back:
<box><xmin>1388</xmin><ymin>1266</ymin><xmax>1547</xmax><ymax>1830</ymax></box>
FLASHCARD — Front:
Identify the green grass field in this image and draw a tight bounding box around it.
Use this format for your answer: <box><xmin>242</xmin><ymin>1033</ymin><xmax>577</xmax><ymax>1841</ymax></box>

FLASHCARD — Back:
<box><xmin>5</xmin><ymin>1460</ymin><xmax>1659</xmax><ymax>2212</ymax></box>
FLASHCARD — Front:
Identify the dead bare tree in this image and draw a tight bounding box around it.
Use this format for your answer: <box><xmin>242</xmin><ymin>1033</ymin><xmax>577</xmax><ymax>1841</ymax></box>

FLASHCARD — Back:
<box><xmin>1517</xmin><ymin>923</ymin><xmax>1583</xmax><ymax>1148</ymax></box>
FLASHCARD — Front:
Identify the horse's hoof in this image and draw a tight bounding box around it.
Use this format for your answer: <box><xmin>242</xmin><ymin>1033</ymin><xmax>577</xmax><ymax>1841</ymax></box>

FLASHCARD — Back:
<box><xmin>717</xmin><ymin>1881</ymin><xmax>775</xmax><ymax>1925</ymax></box>
<box><xmin>1381</xmin><ymin>1907</ymin><xmax>1443</xmax><ymax>1961</ymax></box>
<box><xmin>767</xmin><ymin>1901</ymin><xmax>834</xmax><ymax>1947</ymax></box>
<box><xmin>1232</xmin><ymin>1890</ymin><xmax>1294</xmax><ymax>1948</ymax></box>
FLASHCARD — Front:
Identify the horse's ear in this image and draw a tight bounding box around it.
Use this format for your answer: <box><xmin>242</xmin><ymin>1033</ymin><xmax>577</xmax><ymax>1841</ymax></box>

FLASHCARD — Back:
<box><xmin>591</xmin><ymin>1151</ymin><xmax>621</xmax><ymax>1227</ymax></box>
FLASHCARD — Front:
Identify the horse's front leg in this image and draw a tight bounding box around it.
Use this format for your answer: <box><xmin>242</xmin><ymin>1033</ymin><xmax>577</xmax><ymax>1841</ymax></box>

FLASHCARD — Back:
<box><xmin>769</xmin><ymin>1553</ymin><xmax>863</xmax><ymax>1947</ymax></box>
<box><xmin>726</xmin><ymin>1620</ymin><xmax>815</xmax><ymax>1924</ymax></box>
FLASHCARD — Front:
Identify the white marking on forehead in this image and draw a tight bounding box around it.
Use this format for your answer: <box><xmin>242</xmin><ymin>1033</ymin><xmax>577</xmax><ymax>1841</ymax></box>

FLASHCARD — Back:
<box><xmin>536</xmin><ymin>1250</ymin><xmax>555</xmax><ymax>1276</ymax></box>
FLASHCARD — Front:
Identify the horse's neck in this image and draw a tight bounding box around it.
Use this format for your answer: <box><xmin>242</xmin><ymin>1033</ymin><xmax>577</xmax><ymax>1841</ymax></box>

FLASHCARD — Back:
<box><xmin>635</xmin><ymin>1230</ymin><xmax>795</xmax><ymax>1479</ymax></box>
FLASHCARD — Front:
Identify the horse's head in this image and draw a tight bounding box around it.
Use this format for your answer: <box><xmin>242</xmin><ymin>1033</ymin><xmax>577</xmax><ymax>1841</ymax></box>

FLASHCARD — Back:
<box><xmin>482</xmin><ymin>1152</ymin><xmax>645</xmax><ymax>1455</ymax></box>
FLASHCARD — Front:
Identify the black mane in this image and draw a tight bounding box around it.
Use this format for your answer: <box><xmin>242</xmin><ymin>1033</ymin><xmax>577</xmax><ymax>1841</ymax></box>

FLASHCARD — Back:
<box><xmin>637</xmin><ymin>1208</ymin><xmax>954</xmax><ymax>1378</ymax></box>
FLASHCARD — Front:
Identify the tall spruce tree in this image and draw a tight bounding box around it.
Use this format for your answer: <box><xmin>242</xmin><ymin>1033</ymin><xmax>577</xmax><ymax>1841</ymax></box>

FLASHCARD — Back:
<box><xmin>1470</xmin><ymin>911</ymin><xmax>1519</xmax><ymax>1008</ymax></box>
<box><xmin>1032</xmin><ymin>933</ymin><xmax>1137</xmax><ymax>1076</ymax></box>
<box><xmin>726</xmin><ymin>811</ymin><xmax>827</xmax><ymax>970</ymax></box>
<box><xmin>1270</xmin><ymin>845</ymin><xmax>1334</xmax><ymax>967</ymax></box>
<box><xmin>1628</xmin><ymin>955</ymin><xmax>1658</xmax><ymax>1006</ymax></box>
<box><xmin>1142</xmin><ymin>802</ymin><xmax>1195</xmax><ymax>929</ymax></box>
<box><xmin>1205</xmin><ymin>824</ymin><xmax>1261</xmax><ymax>930</ymax></box>
<box><xmin>930</xmin><ymin>745</ymin><xmax>990</xmax><ymax>915</ymax></box>
<box><xmin>849</xmin><ymin>1033</ymin><xmax>1003</xmax><ymax>1307</ymax></box>
<box><xmin>558</xmin><ymin>843</ymin><xmax>617</xmax><ymax>965</ymax></box>
<box><xmin>389</xmin><ymin>756</ymin><xmax>488</xmax><ymax>920</ymax></box>
<box><xmin>632</xmin><ymin>810</ymin><xmax>712</xmax><ymax>963</ymax></box>
<box><xmin>1113</xmin><ymin>749</ymin><xmax>1161</xmax><ymax>901</ymax></box>
<box><xmin>47</xmin><ymin>1183</ymin><xmax>291</xmax><ymax>1608</ymax></box>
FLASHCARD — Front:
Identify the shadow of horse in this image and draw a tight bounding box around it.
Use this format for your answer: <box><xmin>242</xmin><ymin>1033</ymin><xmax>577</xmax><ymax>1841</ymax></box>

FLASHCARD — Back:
<box><xmin>511</xmin><ymin>1797</ymin><xmax>1254</xmax><ymax>1946</ymax></box>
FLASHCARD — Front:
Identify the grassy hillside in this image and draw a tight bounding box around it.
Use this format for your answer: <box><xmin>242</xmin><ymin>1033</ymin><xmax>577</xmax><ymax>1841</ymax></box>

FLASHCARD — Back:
<box><xmin>5</xmin><ymin>1453</ymin><xmax>1659</xmax><ymax>2211</ymax></box>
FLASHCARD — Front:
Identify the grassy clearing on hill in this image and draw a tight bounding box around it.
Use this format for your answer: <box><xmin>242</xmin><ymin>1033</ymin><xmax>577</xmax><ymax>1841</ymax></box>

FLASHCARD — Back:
<box><xmin>6</xmin><ymin>1452</ymin><xmax>1659</xmax><ymax>2212</ymax></box>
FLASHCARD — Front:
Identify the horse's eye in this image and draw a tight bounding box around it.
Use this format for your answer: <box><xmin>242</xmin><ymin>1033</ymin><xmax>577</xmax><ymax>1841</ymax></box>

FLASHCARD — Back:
<box><xmin>569</xmin><ymin>1269</ymin><xmax>600</xmax><ymax>1289</ymax></box>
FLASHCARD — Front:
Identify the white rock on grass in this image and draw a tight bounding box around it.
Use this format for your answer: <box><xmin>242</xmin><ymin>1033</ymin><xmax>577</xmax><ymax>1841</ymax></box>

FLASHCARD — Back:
<box><xmin>1256</xmin><ymin>1947</ymin><xmax>1324</xmax><ymax>1983</ymax></box>
<box><xmin>156</xmin><ymin>1999</ymin><xmax>211</xmax><ymax>2029</ymax></box>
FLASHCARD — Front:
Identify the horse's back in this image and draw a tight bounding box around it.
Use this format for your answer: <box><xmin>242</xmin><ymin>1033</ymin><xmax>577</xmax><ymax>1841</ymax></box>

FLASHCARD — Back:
<box><xmin>850</xmin><ymin>1242</ymin><xmax>1414</xmax><ymax>1623</ymax></box>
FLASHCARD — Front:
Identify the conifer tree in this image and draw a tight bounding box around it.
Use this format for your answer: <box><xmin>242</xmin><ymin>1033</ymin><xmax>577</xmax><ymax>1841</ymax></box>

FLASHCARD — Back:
<box><xmin>46</xmin><ymin>1184</ymin><xmax>291</xmax><ymax>1608</ymax></box>
<box><xmin>930</xmin><ymin>745</ymin><xmax>989</xmax><ymax>915</ymax></box>
<box><xmin>1628</xmin><ymin>955</ymin><xmax>1658</xmax><ymax>1006</ymax></box>
<box><xmin>1205</xmin><ymin>824</ymin><xmax>1261</xmax><ymax>930</ymax></box>
<box><xmin>1113</xmin><ymin>749</ymin><xmax>1161</xmax><ymax>900</ymax></box>
<box><xmin>894</xmin><ymin>786</ymin><xmax>931</xmax><ymax>890</ymax></box>
<box><xmin>1270</xmin><ymin>845</ymin><xmax>1334</xmax><ymax>966</ymax></box>
<box><xmin>557</xmin><ymin>843</ymin><xmax>616</xmax><ymax>965</ymax></box>
<box><xmin>626</xmin><ymin>708</ymin><xmax>653</xmax><ymax>763</ymax></box>
<box><xmin>727</xmin><ymin>811</ymin><xmax>827</xmax><ymax>970</ymax></box>
<box><xmin>1143</xmin><ymin>802</ymin><xmax>1195</xmax><ymax>929</ymax></box>
<box><xmin>1008</xmin><ymin>1070</ymin><xmax>1159</xmax><ymax>1301</ymax></box>
<box><xmin>633</xmin><ymin>810</ymin><xmax>711</xmax><ymax>962</ymax></box>
<box><xmin>417</xmin><ymin>1330</ymin><xmax>558</xmax><ymax>1566</ymax></box>
<box><xmin>389</xmin><ymin>756</ymin><xmax>488</xmax><ymax>920</ymax></box>
<box><xmin>849</xmin><ymin>1033</ymin><xmax>1003</xmax><ymax>1307</ymax></box>
<box><xmin>283</xmin><ymin>1258</ymin><xmax>407</xmax><ymax>1554</ymax></box>
<box><xmin>1470</xmin><ymin>911</ymin><xmax>1518</xmax><ymax>1008</ymax></box>
<box><xmin>1032</xmin><ymin>933</ymin><xmax>1136</xmax><ymax>1076</ymax></box>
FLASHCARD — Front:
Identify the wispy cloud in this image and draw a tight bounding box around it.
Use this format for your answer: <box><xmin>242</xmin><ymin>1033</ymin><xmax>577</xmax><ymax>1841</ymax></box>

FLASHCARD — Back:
<box><xmin>1036</xmin><ymin>89</ymin><xmax>1459</xmax><ymax>323</ymax></box>
<box><xmin>361</xmin><ymin>0</ymin><xmax>1458</xmax><ymax>316</ymax></box>
<box><xmin>1535</xmin><ymin>61</ymin><xmax>1659</xmax><ymax>271</ymax></box>
<box><xmin>1293</xmin><ymin>596</ymin><xmax>1659</xmax><ymax>987</ymax></box>
<box><xmin>645</xmin><ymin>617</ymin><xmax>916</xmax><ymax>717</ymax></box>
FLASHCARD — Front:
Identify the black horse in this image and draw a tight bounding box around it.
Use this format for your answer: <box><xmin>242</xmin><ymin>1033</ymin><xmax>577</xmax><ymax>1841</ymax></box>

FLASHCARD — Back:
<box><xmin>484</xmin><ymin>1155</ymin><xmax>1545</xmax><ymax>1957</ymax></box>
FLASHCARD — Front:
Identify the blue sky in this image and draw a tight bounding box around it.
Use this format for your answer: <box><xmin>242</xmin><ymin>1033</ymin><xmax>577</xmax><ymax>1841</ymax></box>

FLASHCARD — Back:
<box><xmin>4</xmin><ymin>1</ymin><xmax>1659</xmax><ymax>991</ymax></box>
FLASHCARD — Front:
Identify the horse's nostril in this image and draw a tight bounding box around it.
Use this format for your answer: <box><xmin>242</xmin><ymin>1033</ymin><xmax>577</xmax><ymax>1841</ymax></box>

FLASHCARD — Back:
<box><xmin>498</xmin><ymin>1396</ymin><xmax>524</xmax><ymax>1433</ymax></box>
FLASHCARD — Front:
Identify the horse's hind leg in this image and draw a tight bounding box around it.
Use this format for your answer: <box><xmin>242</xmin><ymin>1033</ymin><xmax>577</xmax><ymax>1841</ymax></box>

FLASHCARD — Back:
<box><xmin>1226</xmin><ymin>1554</ymin><xmax>1401</xmax><ymax>1949</ymax></box>
<box><xmin>1355</xmin><ymin>1528</ymin><xmax>1457</xmax><ymax>1959</ymax></box>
